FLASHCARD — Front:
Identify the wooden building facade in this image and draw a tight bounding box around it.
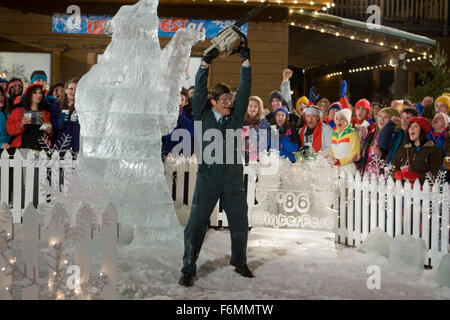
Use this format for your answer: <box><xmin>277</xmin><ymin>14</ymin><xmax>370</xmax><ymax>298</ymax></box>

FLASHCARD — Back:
<box><xmin>0</xmin><ymin>0</ymin><xmax>448</xmax><ymax>106</ymax></box>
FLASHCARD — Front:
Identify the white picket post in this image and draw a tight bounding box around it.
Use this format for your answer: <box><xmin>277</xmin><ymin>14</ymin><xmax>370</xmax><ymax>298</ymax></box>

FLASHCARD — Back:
<box><xmin>12</xmin><ymin>149</ymin><xmax>23</xmax><ymax>223</ymax></box>
<box><xmin>187</xmin><ymin>161</ymin><xmax>197</xmax><ymax>207</ymax></box>
<box><xmin>338</xmin><ymin>171</ymin><xmax>346</xmax><ymax>244</ymax></box>
<box><xmin>377</xmin><ymin>176</ymin><xmax>386</xmax><ymax>232</ymax></box>
<box><xmin>175</xmin><ymin>159</ymin><xmax>186</xmax><ymax>206</ymax></box>
<box><xmin>74</xmin><ymin>205</ymin><xmax>94</xmax><ymax>287</ymax></box>
<box><xmin>422</xmin><ymin>181</ymin><xmax>431</xmax><ymax>264</ymax></box>
<box><xmin>412</xmin><ymin>179</ymin><xmax>422</xmax><ymax>239</ymax></box>
<box><xmin>430</xmin><ymin>183</ymin><xmax>440</xmax><ymax>267</ymax></box>
<box><xmin>386</xmin><ymin>176</ymin><xmax>395</xmax><ymax>237</ymax></box>
<box><xmin>100</xmin><ymin>203</ymin><xmax>117</xmax><ymax>300</ymax></box>
<box><xmin>51</xmin><ymin>152</ymin><xmax>60</xmax><ymax>197</ymax></box>
<box><xmin>245</xmin><ymin>165</ymin><xmax>257</xmax><ymax>213</ymax></box>
<box><xmin>0</xmin><ymin>203</ymin><xmax>13</xmax><ymax>299</ymax></box>
<box><xmin>23</xmin><ymin>151</ymin><xmax>35</xmax><ymax>211</ymax></box>
<box><xmin>361</xmin><ymin>174</ymin><xmax>370</xmax><ymax>240</ymax></box>
<box><xmin>369</xmin><ymin>174</ymin><xmax>378</xmax><ymax>232</ymax></box>
<box><xmin>347</xmin><ymin>172</ymin><xmax>355</xmax><ymax>246</ymax></box>
<box><xmin>404</xmin><ymin>180</ymin><xmax>412</xmax><ymax>235</ymax></box>
<box><xmin>0</xmin><ymin>150</ymin><xmax>10</xmax><ymax>205</ymax></box>
<box><xmin>394</xmin><ymin>179</ymin><xmax>403</xmax><ymax>236</ymax></box>
<box><xmin>354</xmin><ymin>171</ymin><xmax>362</xmax><ymax>246</ymax></box>
<box><xmin>47</xmin><ymin>205</ymin><xmax>67</xmax><ymax>298</ymax></box>
<box><xmin>441</xmin><ymin>183</ymin><xmax>449</xmax><ymax>257</ymax></box>
<box><xmin>21</xmin><ymin>203</ymin><xmax>40</xmax><ymax>300</ymax></box>
<box><xmin>38</xmin><ymin>151</ymin><xmax>48</xmax><ymax>205</ymax></box>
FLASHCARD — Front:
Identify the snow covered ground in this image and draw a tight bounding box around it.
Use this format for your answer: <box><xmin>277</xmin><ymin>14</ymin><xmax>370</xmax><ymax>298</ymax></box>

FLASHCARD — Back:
<box><xmin>117</xmin><ymin>226</ymin><xmax>450</xmax><ymax>300</ymax></box>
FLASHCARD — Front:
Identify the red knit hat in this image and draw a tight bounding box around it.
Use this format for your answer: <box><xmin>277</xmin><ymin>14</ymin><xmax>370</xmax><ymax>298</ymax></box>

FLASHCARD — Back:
<box><xmin>355</xmin><ymin>99</ymin><xmax>371</xmax><ymax>112</ymax></box>
<box><xmin>408</xmin><ymin>117</ymin><xmax>431</xmax><ymax>134</ymax></box>
<box><xmin>24</xmin><ymin>83</ymin><xmax>43</xmax><ymax>95</ymax></box>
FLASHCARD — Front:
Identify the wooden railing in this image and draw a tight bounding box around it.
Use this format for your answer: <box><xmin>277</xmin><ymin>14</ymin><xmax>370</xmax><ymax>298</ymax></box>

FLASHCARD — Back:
<box><xmin>331</xmin><ymin>0</ymin><xmax>449</xmax><ymax>35</ymax></box>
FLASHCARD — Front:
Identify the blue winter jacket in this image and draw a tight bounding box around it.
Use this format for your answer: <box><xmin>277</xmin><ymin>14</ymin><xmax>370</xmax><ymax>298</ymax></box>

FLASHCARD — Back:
<box><xmin>277</xmin><ymin>127</ymin><xmax>299</xmax><ymax>163</ymax></box>
<box><xmin>0</xmin><ymin>112</ymin><xmax>11</xmax><ymax>145</ymax></box>
<box><xmin>163</xmin><ymin>109</ymin><xmax>195</xmax><ymax>156</ymax></box>
<box><xmin>377</xmin><ymin>120</ymin><xmax>405</xmax><ymax>163</ymax></box>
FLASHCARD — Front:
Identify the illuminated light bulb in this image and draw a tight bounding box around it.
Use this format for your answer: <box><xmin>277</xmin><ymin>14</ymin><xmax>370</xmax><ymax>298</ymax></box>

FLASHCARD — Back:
<box><xmin>331</xmin><ymin>3</ymin><xmax>335</xmax><ymax>7</ymax></box>
<box><xmin>350</xmin><ymin>35</ymin><xmax>355</xmax><ymax>40</ymax></box>
<box><xmin>305</xmin><ymin>25</ymin><xmax>310</xmax><ymax>29</ymax></box>
<box><xmin>64</xmin><ymin>260</ymin><xmax>68</xmax><ymax>264</ymax></box>
<box><xmin>320</xmin><ymin>28</ymin><xmax>325</xmax><ymax>33</ymax></box>
<box><xmin>418</xmin><ymin>57</ymin><xmax>421</xmax><ymax>61</ymax></box>
<box><xmin>379</xmin><ymin>42</ymin><xmax>384</xmax><ymax>46</ymax></box>
<box><xmin>409</xmin><ymin>48</ymin><xmax>413</xmax><ymax>52</ymax></box>
<box><xmin>335</xmin><ymin>32</ymin><xmax>340</xmax><ymax>36</ymax></box>
<box><xmin>1</xmin><ymin>267</ymin><xmax>5</xmax><ymax>272</ymax></box>
<box><xmin>322</xmin><ymin>7</ymin><xmax>327</xmax><ymax>11</ymax></box>
<box><xmin>300</xmin><ymin>9</ymin><xmax>304</xmax><ymax>13</ymax></box>
<box><xmin>394</xmin><ymin>45</ymin><xmax>398</xmax><ymax>49</ymax></box>
<box><xmin>365</xmin><ymin>38</ymin><xmax>369</xmax><ymax>43</ymax></box>
<box><xmin>314</xmin><ymin>11</ymin><xmax>319</xmax><ymax>15</ymax></box>
<box><xmin>310</xmin><ymin>1</ymin><xmax>314</xmax><ymax>5</ymax></box>
<box><xmin>412</xmin><ymin>58</ymin><xmax>416</xmax><ymax>61</ymax></box>
<box><xmin>290</xmin><ymin>22</ymin><xmax>295</xmax><ymax>26</ymax></box>
<box><xmin>407</xmin><ymin>59</ymin><xmax>410</xmax><ymax>62</ymax></box>
<box><xmin>429</xmin><ymin>55</ymin><xmax>433</xmax><ymax>58</ymax></box>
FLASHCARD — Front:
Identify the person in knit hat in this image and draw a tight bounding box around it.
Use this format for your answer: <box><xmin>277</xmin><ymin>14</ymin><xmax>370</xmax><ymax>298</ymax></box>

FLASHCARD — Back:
<box><xmin>273</xmin><ymin>107</ymin><xmax>299</xmax><ymax>163</ymax></box>
<box><xmin>434</xmin><ymin>93</ymin><xmax>450</xmax><ymax>115</ymax></box>
<box><xmin>286</xmin><ymin>96</ymin><xmax>308</xmax><ymax>136</ymax></box>
<box><xmin>427</xmin><ymin>112</ymin><xmax>449</xmax><ymax>156</ymax></box>
<box><xmin>351</xmin><ymin>98</ymin><xmax>376</xmax><ymax>138</ymax></box>
<box><xmin>299</xmin><ymin>105</ymin><xmax>333</xmax><ymax>154</ymax></box>
<box><xmin>266</xmin><ymin>90</ymin><xmax>287</xmax><ymax>125</ymax></box>
<box><xmin>322</xmin><ymin>101</ymin><xmax>341</xmax><ymax>129</ymax></box>
<box><xmin>393</xmin><ymin>117</ymin><xmax>442</xmax><ymax>184</ymax></box>
<box><xmin>7</xmin><ymin>77</ymin><xmax>23</xmax><ymax>107</ymax></box>
<box><xmin>329</xmin><ymin>108</ymin><xmax>361</xmax><ymax>175</ymax></box>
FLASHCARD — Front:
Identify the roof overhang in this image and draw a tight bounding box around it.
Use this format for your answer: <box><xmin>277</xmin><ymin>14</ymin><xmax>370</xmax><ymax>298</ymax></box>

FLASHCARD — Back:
<box><xmin>288</xmin><ymin>10</ymin><xmax>436</xmax><ymax>69</ymax></box>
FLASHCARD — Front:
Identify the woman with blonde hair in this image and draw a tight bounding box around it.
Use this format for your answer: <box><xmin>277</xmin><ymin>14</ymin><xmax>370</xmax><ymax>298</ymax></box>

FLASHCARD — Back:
<box><xmin>242</xmin><ymin>96</ymin><xmax>270</xmax><ymax>162</ymax></box>
<box><xmin>317</xmin><ymin>98</ymin><xmax>330</xmax><ymax>117</ymax></box>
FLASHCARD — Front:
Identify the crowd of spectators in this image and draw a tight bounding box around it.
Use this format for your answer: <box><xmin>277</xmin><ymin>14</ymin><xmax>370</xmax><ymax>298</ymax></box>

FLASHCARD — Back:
<box><xmin>163</xmin><ymin>67</ymin><xmax>450</xmax><ymax>185</ymax></box>
<box><xmin>0</xmin><ymin>71</ymin><xmax>80</xmax><ymax>158</ymax></box>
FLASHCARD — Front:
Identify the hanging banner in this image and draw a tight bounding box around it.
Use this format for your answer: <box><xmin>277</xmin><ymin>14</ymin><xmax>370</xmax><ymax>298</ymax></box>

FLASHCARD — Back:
<box><xmin>51</xmin><ymin>15</ymin><xmax>248</xmax><ymax>38</ymax></box>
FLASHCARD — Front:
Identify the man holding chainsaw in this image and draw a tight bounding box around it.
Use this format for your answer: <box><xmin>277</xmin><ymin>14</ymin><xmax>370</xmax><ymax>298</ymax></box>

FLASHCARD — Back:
<box><xmin>178</xmin><ymin>38</ymin><xmax>253</xmax><ymax>287</ymax></box>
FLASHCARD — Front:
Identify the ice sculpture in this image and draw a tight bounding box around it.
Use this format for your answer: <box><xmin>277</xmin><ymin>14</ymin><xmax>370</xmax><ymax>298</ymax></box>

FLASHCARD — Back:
<box><xmin>75</xmin><ymin>0</ymin><xmax>205</xmax><ymax>246</ymax></box>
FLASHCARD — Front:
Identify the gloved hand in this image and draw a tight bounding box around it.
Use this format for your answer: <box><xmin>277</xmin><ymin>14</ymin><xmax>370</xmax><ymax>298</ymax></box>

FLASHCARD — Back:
<box><xmin>402</xmin><ymin>170</ymin><xmax>419</xmax><ymax>184</ymax></box>
<box><xmin>339</xmin><ymin>80</ymin><xmax>347</xmax><ymax>98</ymax></box>
<box><xmin>394</xmin><ymin>170</ymin><xmax>404</xmax><ymax>181</ymax></box>
<box><xmin>233</xmin><ymin>43</ymin><xmax>251</xmax><ymax>62</ymax></box>
<box><xmin>203</xmin><ymin>48</ymin><xmax>219</xmax><ymax>64</ymax></box>
<box><xmin>309</xmin><ymin>86</ymin><xmax>319</xmax><ymax>104</ymax></box>
<box><xmin>333</xmin><ymin>158</ymin><xmax>341</xmax><ymax>166</ymax></box>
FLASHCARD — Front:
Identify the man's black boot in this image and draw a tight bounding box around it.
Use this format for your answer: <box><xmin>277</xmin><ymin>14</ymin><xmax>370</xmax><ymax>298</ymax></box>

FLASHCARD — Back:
<box><xmin>235</xmin><ymin>264</ymin><xmax>254</xmax><ymax>278</ymax></box>
<box><xmin>178</xmin><ymin>273</ymin><xmax>194</xmax><ymax>287</ymax></box>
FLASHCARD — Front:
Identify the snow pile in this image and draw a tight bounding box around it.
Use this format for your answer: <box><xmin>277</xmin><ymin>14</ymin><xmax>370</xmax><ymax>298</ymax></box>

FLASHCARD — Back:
<box><xmin>358</xmin><ymin>228</ymin><xmax>392</xmax><ymax>257</ymax></box>
<box><xmin>388</xmin><ymin>235</ymin><xmax>427</xmax><ymax>275</ymax></box>
<box><xmin>116</xmin><ymin>228</ymin><xmax>450</xmax><ymax>300</ymax></box>
<box><xmin>434</xmin><ymin>254</ymin><xmax>450</xmax><ymax>288</ymax></box>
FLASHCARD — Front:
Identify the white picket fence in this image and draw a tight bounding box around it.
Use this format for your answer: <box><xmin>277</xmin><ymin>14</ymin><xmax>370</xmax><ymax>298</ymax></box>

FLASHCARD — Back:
<box><xmin>334</xmin><ymin>171</ymin><xmax>450</xmax><ymax>268</ymax></box>
<box><xmin>164</xmin><ymin>156</ymin><xmax>257</xmax><ymax>227</ymax></box>
<box><xmin>0</xmin><ymin>149</ymin><xmax>75</xmax><ymax>224</ymax></box>
<box><xmin>165</xmin><ymin>159</ymin><xmax>450</xmax><ymax>268</ymax></box>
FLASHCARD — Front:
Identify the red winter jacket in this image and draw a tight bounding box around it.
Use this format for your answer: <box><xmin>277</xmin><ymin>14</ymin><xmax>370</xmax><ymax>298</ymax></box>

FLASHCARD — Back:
<box><xmin>6</xmin><ymin>107</ymin><xmax>51</xmax><ymax>148</ymax></box>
